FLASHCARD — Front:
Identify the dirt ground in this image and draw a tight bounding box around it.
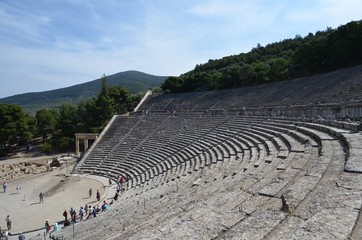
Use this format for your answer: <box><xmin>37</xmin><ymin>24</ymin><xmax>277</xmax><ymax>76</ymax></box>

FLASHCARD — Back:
<box><xmin>0</xmin><ymin>155</ymin><xmax>111</xmax><ymax>239</ymax></box>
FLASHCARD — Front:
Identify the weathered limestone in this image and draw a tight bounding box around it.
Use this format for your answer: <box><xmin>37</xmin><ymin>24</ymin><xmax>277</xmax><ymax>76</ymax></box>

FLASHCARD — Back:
<box><xmin>53</xmin><ymin>116</ymin><xmax>361</xmax><ymax>240</ymax></box>
<box><xmin>55</xmin><ymin>65</ymin><xmax>362</xmax><ymax>239</ymax></box>
<box><xmin>343</xmin><ymin>133</ymin><xmax>362</xmax><ymax>173</ymax></box>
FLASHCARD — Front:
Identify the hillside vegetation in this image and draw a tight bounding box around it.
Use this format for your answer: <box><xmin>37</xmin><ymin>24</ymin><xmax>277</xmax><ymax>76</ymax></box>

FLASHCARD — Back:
<box><xmin>161</xmin><ymin>20</ymin><xmax>362</xmax><ymax>93</ymax></box>
<box><xmin>0</xmin><ymin>70</ymin><xmax>167</xmax><ymax>114</ymax></box>
<box><xmin>0</xmin><ymin>76</ymin><xmax>140</xmax><ymax>157</ymax></box>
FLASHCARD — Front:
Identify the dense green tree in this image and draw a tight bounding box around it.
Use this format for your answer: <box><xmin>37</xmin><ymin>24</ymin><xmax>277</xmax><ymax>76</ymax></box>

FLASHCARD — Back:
<box><xmin>128</xmin><ymin>94</ymin><xmax>143</xmax><ymax>111</ymax></box>
<box><xmin>57</xmin><ymin>103</ymin><xmax>78</xmax><ymax>137</ymax></box>
<box><xmin>162</xmin><ymin>20</ymin><xmax>362</xmax><ymax>93</ymax></box>
<box><xmin>161</xmin><ymin>76</ymin><xmax>185</xmax><ymax>93</ymax></box>
<box><xmin>0</xmin><ymin>104</ymin><xmax>36</xmax><ymax>156</ymax></box>
<box><xmin>325</xmin><ymin>21</ymin><xmax>362</xmax><ymax>68</ymax></box>
<box><xmin>36</xmin><ymin>109</ymin><xmax>57</xmax><ymax>143</ymax></box>
<box><xmin>48</xmin><ymin>103</ymin><xmax>78</xmax><ymax>150</ymax></box>
<box><xmin>76</xmin><ymin>99</ymin><xmax>98</xmax><ymax>133</ymax></box>
<box><xmin>76</xmin><ymin>79</ymin><xmax>137</xmax><ymax>133</ymax></box>
<box><xmin>0</xmin><ymin>75</ymin><xmax>139</xmax><ymax>154</ymax></box>
<box><xmin>220</xmin><ymin>65</ymin><xmax>244</xmax><ymax>88</ymax></box>
<box><xmin>109</xmin><ymin>86</ymin><xmax>131</xmax><ymax>114</ymax></box>
<box><xmin>268</xmin><ymin>58</ymin><xmax>290</xmax><ymax>81</ymax></box>
<box><xmin>183</xmin><ymin>72</ymin><xmax>215</xmax><ymax>92</ymax></box>
<box><xmin>208</xmin><ymin>72</ymin><xmax>222</xmax><ymax>90</ymax></box>
<box><xmin>252</xmin><ymin>61</ymin><xmax>270</xmax><ymax>83</ymax></box>
<box><xmin>25</xmin><ymin>115</ymin><xmax>37</xmax><ymax>143</ymax></box>
<box><xmin>95</xmin><ymin>75</ymin><xmax>114</xmax><ymax>126</ymax></box>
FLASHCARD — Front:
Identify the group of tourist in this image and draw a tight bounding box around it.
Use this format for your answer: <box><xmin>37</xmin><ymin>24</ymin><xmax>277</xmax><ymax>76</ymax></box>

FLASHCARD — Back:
<box><xmin>59</xmin><ymin>200</ymin><xmax>109</xmax><ymax>226</ymax></box>
<box><xmin>42</xmin><ymin>196</ymin><xmax>114</xmax><ymax>237</ymax></box>
<box><xmin>0</xmin><ymin>175</ymin><xmax>127</xmax><ymax>239</ymax></box>
<box><xmin>43</xmin><ymin>176</ymin><xmax>126</xmax><ymax>237</ymax></box>
<box><xmin>62</xmin><ymin>200</ymin><xmax>111</xmax><ymax>223</ymax></box>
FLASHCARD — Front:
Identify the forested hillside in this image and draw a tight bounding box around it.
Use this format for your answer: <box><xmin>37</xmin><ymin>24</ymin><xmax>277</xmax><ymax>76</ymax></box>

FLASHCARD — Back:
<box><xmin>162</xmin><ymin>20</ymin><xmax>362</xmax><ymax>93</ymax></box>
<box><xmin>0</xmin><ymin>76</ymin><xmax>139</xmax><ymax>157</ymax></box>
<box><xmin>0</xmin><ymin>70</ymin><xmax>167</xmax><ymax>114</ymax></box>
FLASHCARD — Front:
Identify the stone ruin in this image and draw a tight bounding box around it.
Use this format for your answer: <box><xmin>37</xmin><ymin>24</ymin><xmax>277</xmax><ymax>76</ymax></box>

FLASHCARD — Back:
<box><xmin>1</xmin><ymin>156</ymin><xmax>76</xmax><ymax>181</ymax></box>
<box><xmin>51</xmin><ymin>65</ymin><xmax>362</xmax><ymax>239</ymax></box>
<box><xmin>0</xmin><ymin>161</ymin><xmax>47</xmax><ymax>180</ymax></box>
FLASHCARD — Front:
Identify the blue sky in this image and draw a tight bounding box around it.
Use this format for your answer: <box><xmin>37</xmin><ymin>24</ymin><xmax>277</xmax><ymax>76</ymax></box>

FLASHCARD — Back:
<box><xmin>0</xmin><ymin>0</ymin><xmax>361</xmax><ymax>98</ymax></box>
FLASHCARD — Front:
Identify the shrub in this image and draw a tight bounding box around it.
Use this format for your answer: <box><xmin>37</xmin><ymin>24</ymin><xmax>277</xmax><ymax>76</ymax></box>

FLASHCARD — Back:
<box><xmin>41</xmin><ymin>142</ymin><xmax>52</xmax><ymax>154</ymax></box>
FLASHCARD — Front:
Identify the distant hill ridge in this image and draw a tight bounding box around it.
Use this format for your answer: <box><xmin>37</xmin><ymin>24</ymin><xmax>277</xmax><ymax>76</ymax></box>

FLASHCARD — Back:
<box><xmin>0</xmin><ymin>70</ymin><xmax>168</xmax><ymax>114</ymax></box>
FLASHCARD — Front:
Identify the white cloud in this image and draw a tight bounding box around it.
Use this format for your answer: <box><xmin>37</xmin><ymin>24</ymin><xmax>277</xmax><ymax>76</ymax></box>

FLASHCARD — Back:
<box><xmin>0</xmin><ymin>3</ymin><xmax>52</xmax><ymax>45</ymax></box>
<box><xmin>0</xmin><ymin>0</ymin><xmax>361</xmax><ymax>98</ymax></box>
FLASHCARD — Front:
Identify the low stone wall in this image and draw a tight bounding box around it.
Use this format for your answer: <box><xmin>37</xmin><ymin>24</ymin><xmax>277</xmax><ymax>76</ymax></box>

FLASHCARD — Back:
<box><xmin>1</xmin><ymin>161</ymin><xmax>49</xmax><ymax>180</ymax></box>
<box><xmin>1</xmin><ymin>157</ymin><xmax>74</xmax><ymax>181</ymax></box>
<box><xmin>241</xmin><ymin>103</ymin><xmax>362</xmax><ymax>122</ymax></box>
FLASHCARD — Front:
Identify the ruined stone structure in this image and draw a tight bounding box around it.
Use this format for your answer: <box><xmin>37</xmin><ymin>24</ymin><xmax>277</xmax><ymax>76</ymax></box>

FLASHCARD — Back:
<box><xmin>1</xmin><ymin>161</ymin><xmax>53</xmax><ymax>180</ymax></box>
<box><xmin>53</xmin><ymin>65</ymin><xmax>362</xmax><ymax>239</ymax></box>
<box><xmin>74</xmin><ymin>133</ymin><xmax>98</xmax><ymax>156</ymax></box>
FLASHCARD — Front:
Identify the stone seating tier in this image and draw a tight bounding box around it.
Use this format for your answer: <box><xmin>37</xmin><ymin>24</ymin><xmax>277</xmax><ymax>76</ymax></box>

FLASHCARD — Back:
<box><xmin>66</xmin><ymin>65</ymin><xmax>362</xmax><ymax>239</ymax></box>
<box><xmin>75</xmin><ymin>112</ymin><xmax>351</xmax><ymax>190</ymax></box>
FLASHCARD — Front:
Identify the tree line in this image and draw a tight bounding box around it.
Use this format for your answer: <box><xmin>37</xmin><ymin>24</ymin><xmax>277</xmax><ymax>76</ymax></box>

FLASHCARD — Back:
<box><xmin>0</xmin><ymin>76</ymin><xmax>141</xmax><ymax>157</ymax></box>
<box><xmin>161</xmin><ymin>20</ymin><xmax>362</xmax><ymax>93</ymax></box>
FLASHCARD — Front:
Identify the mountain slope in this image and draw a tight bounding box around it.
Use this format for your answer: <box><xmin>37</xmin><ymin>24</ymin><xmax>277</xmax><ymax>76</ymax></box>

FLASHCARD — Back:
<box><xmin>0</xmin><ymin>70</ymin><xmax>167</xmax><ymax>114</ymax></box>
<box><xmin>162</xmin><ymin>20</ymin><xmax>362</xmax><ymax>93</ymax></box>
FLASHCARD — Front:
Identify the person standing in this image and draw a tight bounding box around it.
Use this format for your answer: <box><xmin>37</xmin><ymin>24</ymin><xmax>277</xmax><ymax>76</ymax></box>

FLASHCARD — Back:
<box><xmin>45</xmin><ymin>219</ymin><xmax>51</xmax><ymax>234</ymax></box>
<box><xmin>71</xmin><ymin>211</ymin><xmax>77</xmax><ymax>224</ymax></box>
<box><xmin>84</xmin><ymin>204</ymin><xmax>88</xmax><ymax>216</ymax></box>
<box><xmin>39</xmin><ymin>192</ymin><xmax>44</xmax><ymax>203</ymax></box>
<box><xmin>69</xmin><ymin>207</ymin><xmax>75</xmax><ymax>217</ymax></box>
<box><xmin>92</xmin><ymin>206</ymin><xmax>97</xmax><ymax>218</ymax></box>
<box><xmin>114</xmin><ymin>191</ymin><xmax>119</xmax><ymax>201</ymax></box>
<box><xmin>63</xmin><ymin>210</ymin><xmax>68</xmax><ymax>221</ymax></box>
<box><xmin>79</xmin><ymin>207</ymin><xmax>84</xmax><ymax>221</ymax></box>
<box><xmin>87</xmin><ymin>206</ymin><xmax>92</xmax><ymax>220</ymax></box>
<box><xmin>2</xmin><ymin>181</ymin><xmax>7</xmax><ymax>193</ymax></box>
<box><xmin>88</xmin><ymin>188</ymin><xmax>92</xmax><ymax>198</ymax></box>
<box><xmin>16</xmin><ymin>184</ymin><xmax>21</xmax><ymax>193</ymax></box>
<box><xmin>5</xmin><ymin>215</ymin><xmax>11</xmax><ymax>230</ymax></box>
<box><xmin>96</xmin><ymin>190</ymin><xmax>100</xmax><ymax>201</ymax></box>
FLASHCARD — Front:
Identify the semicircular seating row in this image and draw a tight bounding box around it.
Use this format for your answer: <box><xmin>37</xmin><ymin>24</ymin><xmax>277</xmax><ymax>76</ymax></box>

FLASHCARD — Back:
<box><xmin>75</xmin><ymin>112</ymin><xmax>351</xmax><ymax>190</ymax></box>
<box><xmin>61</xmin><ymin>65</ymin><xmax>362</xmax><ymax>239</ymax></box>
<box><xmin>137</xmin><ymin>65</ymin><xmax>362</xmax><ymax>113</ymax></box>
<box><xmin>70</xmin><ymin>111</ymin><xmax>362</xmax><ymax>239</ymax></box>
